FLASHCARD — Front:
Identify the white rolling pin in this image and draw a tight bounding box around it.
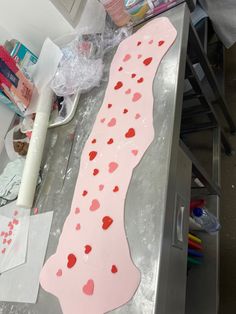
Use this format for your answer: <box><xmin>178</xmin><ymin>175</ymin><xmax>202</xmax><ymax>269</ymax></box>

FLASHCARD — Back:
<box><xmin>17</xmin><ymin>87</ymin><xmax>53</xmax><ymax>208</ymax></box>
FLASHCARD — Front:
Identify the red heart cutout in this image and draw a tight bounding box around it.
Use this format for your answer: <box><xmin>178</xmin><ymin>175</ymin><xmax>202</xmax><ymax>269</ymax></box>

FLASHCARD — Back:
<box><xmin>137</xmin><ymin>41</ymin><xmax>141</xmax><ymax>46</ymax></box>
<box><xmin>93</xmin><ymin>169</ymin><xmax>99</xmax><ymax>176</ymax></box>
<box><xmin>107</xmin><ymin>138</ymin><xmax>114</xmax><ymax>145</ymax></box>
<box><xmin>113</xmin><ymin>186</ymin><xmax>119</xmax><ymax>192</ymax></box>
<box><xmin>158</xmin><ymin>40</ymin><xmax>165</xmax><ymax>46</ymax></box>
<box><xmin>84</xmin><ymin>245</ymin><xmax>92</xmax><ymax>254</ymax></box>
<box><xmin>131</xmin><ymin>149</ymin><xmax>138</xmax><ymax>156</ymax></box>
<box><xmin>114</xmin><ymin>81</ymin><xmax>123</xmax><ymax>90</ymax></box>
<box><xmin>108</xmin><ymin>103</ymin><xmax>112</xmax><ymax>109</ymax></box>
<box><xmin>83</xmin><ymin>279</ymin><xmax>94</xmax><ymax>296</ymax></box>
<box><xmin>76</xmin><ymin>223</ymin><xmax>81</xmax><ymax>231</ymax></box>
<box><xmin>82</xmin><ymin>190</ymin><xmax>88</xmax><ymax>196</ymax></box>
<box><xmin>137</xmin><ymin>77</ymin><xmax>144</xmax><ymax>83</ymax></box>
<box><xmin>91</xmin><ymin>139</ymin><xmax>96</xmax><ymax>144</ymax></box>
<box><xmin>123</xmin><ymin>108</ymin><xmax>128</xmax><ymax>114</ymax></box>
<box><xmin>89</xmin><ymin>151</ymin><xmax>97</xmax><ymax>161</ymax></box>
<box><xmin>125</xmin><ymin>128</ymin><xmax>135</xmax><ymax>138</ymax></box>
<box><xmin>131</xmin><ymin>73</ymin><xmax>136</xmax><ymax>78</ymax></box>
<box><xmin>143</xmin><ymin>57</ymin><xmax>153</xmax><ymax>66</ymax></box>
<box><xmin>111</xmin><ymin>265</ymin><xmax>118</xmax><ymax>273</ymax></box>
<box><xmin>102</xmin><ymin>216</ymin><xmax>113</xmax><ymax>230</ymax></box>
<box><xmin>118</xmin><ymin>66</ymin><xmax>123</xmax><ymax>71</ymax></box>
<box><xmin>67</xmin><ymin>253</ymin><xmax>77</xmax><ymax>269</ymax></box>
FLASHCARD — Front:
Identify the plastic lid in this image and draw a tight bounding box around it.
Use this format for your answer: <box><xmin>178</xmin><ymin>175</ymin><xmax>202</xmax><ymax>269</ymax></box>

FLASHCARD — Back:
<box><xmin>192</xmin><ymin>207</ymin><xmax>203</xmax><ymax>217</ymax></box>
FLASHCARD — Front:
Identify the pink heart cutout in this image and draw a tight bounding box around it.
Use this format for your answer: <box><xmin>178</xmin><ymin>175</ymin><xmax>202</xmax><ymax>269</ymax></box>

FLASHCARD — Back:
<box><xmin>125</xmin><ymin>89</ymin><xmax>131</xmax><ymax>95</ymax></box>
<box><xmin>131</xmin><ymin>150</ymin><xmax>138</xmax><ymax>156</ymax></box>
<box><xmin>90</xmin><ymin>199</ymin><xmax>100</xmax><ymax>211</ymax></box>
<box><xmin>123</xmin><ymin>54</ymin><xmax>131</xmax><ymax>62</ymax></box>
<box><xmin>76</xmin><ymin>223</ymin><xmax>81</xmax><ymax>231</ymax></box>
<box><xmin>83</xmin><ymin>279</ymin><xmax>94</xmax><ymax>296</ymax></box>
<box><xmin>107</xmin><ymin>118</ymin><xmax>116</xmax><ymax>127</ymax></box>
<box><xmin>56</xmin><ymin>269</ymin><xmax>62</xmax><ymax>277</ymax></box>
<box><xmin>99</xmin><ymin>184</ymin><xmax>104</xmax><ymax>191</ymax></box>
<box><xmin>132</xmin><ymin>93</ymin><xmax>142</xmax><ymax>102</ymax></box>
<box><xmin>135</xmin><ymin>113</ymin><xmax>141</xmax><ymax>119</ymax></box>
<box><xmin>75</xmin><ymin>207</ymin><xmax>80</xmax><ymax>214</ymax></box>
<box><xmin>137</xmin><ymin>54</ymin><xmax>142</xmax><ymax>59</ymax></box>
<box><xmin>108</xmin><ymin>162</ymin><xmax>119</xmax><ymax>173</ymax></box>
<box><xmin>2</xmin><ymin>248</ymin><xmax>6</xmax><ymax>254</ymax></box>
<box><xmin>100</xmin><ymin>118</ymin><xmax>105</xmax><ymax>123</ymax></box>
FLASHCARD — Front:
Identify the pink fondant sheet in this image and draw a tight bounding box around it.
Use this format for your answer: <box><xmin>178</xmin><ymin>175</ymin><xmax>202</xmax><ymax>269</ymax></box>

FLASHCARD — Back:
<box><xmin>40</xmin><ymin>17</ymin><xmax>177</xmax><ymax>314</ymax></box>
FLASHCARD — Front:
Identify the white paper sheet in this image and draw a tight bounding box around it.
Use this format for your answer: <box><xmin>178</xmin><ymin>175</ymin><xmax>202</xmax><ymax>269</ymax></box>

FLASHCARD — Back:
<box><xmin>0</xmin><ymin>201</ymin><xmax>30</xmax><ymax>274</ymax></box>
<box><xmin>0</xmin><ymin>211</ymin><xmax>53</xmax><ymax>303</ymax></box>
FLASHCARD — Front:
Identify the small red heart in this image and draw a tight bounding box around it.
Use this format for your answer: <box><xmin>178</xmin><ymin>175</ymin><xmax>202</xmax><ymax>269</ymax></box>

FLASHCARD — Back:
<box><xmin>83</xmin><ymin>279</ymin><xmax>94</xmax><ymax>296</ymax></box>
<box><xmin>108</xmin><ymin>162</ymin><xmax>118</xmax><ymax>173</ymax></box>
<box><xmin>107</xmin><ymin>118</ymin><xmax>116</xmax><ymax>127</ymax></box>
<box><xmin>84</xmin><ymin>245</ymin><xmax>92</xmax><ymax>254</ymax></box>
<box><xmin>76</xmin><ymin>223</ymin><xmax>81</xmax><ymax>231</ymax></box>
<box><xmin>75</xmin><ymin>207</ymin><xmax>80</xmax><ymax>214</ymax></box>
<box><xmin>131</xmin><ymin>73</ymin><xmax>136</xmax><ymax>78</ymax></box>
<box><xmin>123</xmin><ymin>108</ymin><xmax>128</xmax><ymax>114</ymax></box>
<box><xmin>114</xmin><ymin>81</ymin><xmax>123</xmax><ymax>90</ymax></box>
<box><xmin>137</xmin><ymin>41</ymin><xmax>141</xmax><ymax>46</ymax></box>
<box><xmin>143</xmin><ymin>57</ymin><xmax>153</xmax><ymax>66</ymax></box>
<box><xmin>108</xmin><ymin>103</ymin><xmax>112</xmax><ymax>109</ymax></box>
<box><xmin>111</xmin><ymin>265</ymin><xmax>118</xmax><ymax>273</ymax></box>
<box><xmin>90</xmin><ymin>199</ymin><xmax>100</xmax><ymax>211</ymax></box>
<box><xmin>107</xmin><ymin>138</ymin><xmax>114</xmax><ymax>145</ymax></box>
<box><xmin>123</xmin><ymin>54</ymin><xmax>131</xmax><ymax>62</ymax></box>
<box><xmin>93</xmin><ymin>169</ymin><xmax>99</xmax><ymax>176</ymax></box>
<box><xmin>7</xmin><ymin>239</ymin><xmax>12</xmax><ymax>245</ymax></box>
<box><xmin>82</xmin><ymin>190</ymin><xmax>88</xmax><ymax>196</ymax></box>
<box><xmin>0</xmin><ymin>231</ymin><xmax>4</xmax><ymax>237</ymax></box>
<box><xmin>132</xmin><ymin>92</ymin><xmax>142</xmax><ymax>102</ymax></box>
<box><xmin>89</xmin><ymin>151</ymin><xmax>97</xmax><ymax>161</ymax></box>
<box><xmin>102</xmin><ymin>216</ymin><xmax>113</xmax><ymax>230</ymax></box>
<box><xmin>118</xmin><ymin>66</ymin><xmax>123</xmax><ymax>71</ymax></box>
<box><xmin>125</xmin><ymin>88</ymin><xmax>131</xmax><ymax>95</ymax></box>
<box><xmin>158</xmin><ymin>40</ymin><xmax>165</xmax><ymax>46</ymax></box>
<box><xmin>91</xmin><ymin>139</ymin><xmax>96</xmax><ymax>144</ymax></box>
<box><xmin>125</xmin><ymin>128</ymin><xmax>135</xmax><ymax>138</ymax></box>
<box><xmin>131</xmin><ymin>149</ymin><xmax>138</xmax><ymax>156</ymax></box>
<box><xmin>113</xmin><ymin>186</ymin><xmax>119</xmax><ymax>192</ymax></box>
<box><xmin>13</xmin><ymin>219</ymin><xmax>19</xmax><ymax>225</ymax></box>
<box><xmin>56</xmin><ymin>269</ymin><xmax>62</xmax><ymax>277</ymax></box>
<box><xmin>67</xmin><ymin>253</ymin><xmax>77</xmax><ymax>269</ymax></box>
<box><xmin>137</xmin><ymin>77</ymin><xmax>144</xmax><ymax>83</ymax></box>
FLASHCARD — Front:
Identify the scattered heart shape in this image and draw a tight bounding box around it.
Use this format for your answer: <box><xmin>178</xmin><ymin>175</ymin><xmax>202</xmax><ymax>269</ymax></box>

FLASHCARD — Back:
<box><xmin>108</xmin><ymin>162</ymin><xmax>119</xmax><ymax>173</ymax></box>
<box><xmin>93</xmin><ymin>169</ymin><xmax>99</xmax><ymax>176</ymax></box>
<box><xmin>9</xmin><ymin>225</ymin><xmax>14</xmax><ymax>230</ymax></box>
<box><xmin>75</xmin><ymin>207</ymin><xmax>80</xmax><ymax>214</ymax></box>
<box><xmin>83</xmin><ymin>279</ymin><xmax>94</xmax><ymax>296</ymax></box>
<box><xmin>137</xmin><ymin>77</ymin><xmax>144</xmax><ymax>83</ymax></box>
<box><xmin>125</xmin><ymin>128</ymin><xmax>136</xmax><ymax>138</ymax></box>
<box><xmin>99</xmin><ymin>184</ymin><xmax>104</xmax><ymax>191</ymax></box>
<box><xmin>113</xmin><ymin>186</ymin><xmax>119</xmax><ymax>192</ymax></box>
<box><xmin>107</xmin><ymin>118</ymin><xmax>116</xmax><ymax>127</ymax></box>
<box><xmin>118</xmin><ymin>66</ymin><xmax>123</xmax><ymax>71</ymax></box>
<box><xmin>107</xmin><ymin>138</ymin><xmax>114</xmax><ymax>145</ymax></box>
<box><xmin>102</xmin><ymin>216</ymin><xmax>113</xmax><ymax>230</ymax></box>
<box><xmin>82</xmin><ymin>190</ymin><xmax>88</xmax><ymax>196</ymax></box>
<box><xmin>107</xmin><ymin>103</ymin><xmax>112</xmax><ymax>109</ymax></box>
<box><xmin>90</xmin><ymin>199</ymin><xmax>100</xmax><ymax>211</ymax></box>
<box><xmin>4</xmin><ymin>233</ymin><xmax>8</xmax><ymax>238</ymax></box>
<box><xmin>114</xmin><ymin>81</ymin><xmax>123</xmax><ymax>90</ymax></box>
<box><xmin>13</xmin><ymin>219</ymin><xmax>19</xmax><ymax>225</ymax></box>
<box><xmin>149</xmin><ymin>39</ymin><xmax>154</xmax><ymax>44</ymax></box>
<box><xmin>137</xmin><ymin>54</ymin><xmax>142</xmax><ymax>59</ymax></box>
<box><xmin>100</xmin><ymin>118</ymin><xmax>106</xmax><ymax>123</ymax></box>
<box><xmin>132</xmin><ymin>92</ymin><xmax>142</xmax><ymax>102</ymax></box>
<box><xmin>137</xmin><ymin>41</ymin><xmax>141</xmax><ymax>46</ymax></box>
<box><xmin>143</xmin><ymin>57</ymin><xmax>153</xmax><ymax>66</ymax></box>
<box><xmin>76</xmin><ymin>223</ymin><xmax>81</xmax><ymax>231</ymax></box>
<box><xmin>0</xmin><ymin>231</ymin><xmax>4</xmax><ymax>236</ymax></box>
<box><xmin>56</xmin><ymin>269</ymin><xmax>62</xmax><ymax>277</ymax></box>
<box><xmin>2</xmin><ymin>248</ymin><xmax>6</xmax><ymax>254</ymax></box>
<box><xmin>111</xmin><ymin>265</ymin><xmax>118</xmax><ymax>273</ymax></box>
<box><xmin>89</xmin><ymin>151</ymin><xmax>97</xmax><ymax>161</ymax></box>
<box><xmin>158</xmin><ymin>40</ymin><xmax>165</xmax><ymax>46</ymax></box>
<box><xmin>131</xmin><ymin>73</ymin><xmax>136</xmax><ymax>78</ymax></box>
<box><xmin>7</xmin><ymin>239</ymin><xmax>12</xmax><ymax>245</ymax></box>
<box><xmin>123</xmin><ymin>54</ymin><xmax>131</xmax><ymax>62</ymax></box>
<box><xmin>67</xmin><ymin>253</ymin><xmax>77</xmax><ymax>269</ymax></box>
<box><xmin>123</xmin><ymin>108</ymin><xmax>128</xmax><ymax>114</ymax></box>
<box><xmin>125</xmin><ymin>88</ymin><xmax>131</xmax><ymax>95</ymax></box>
<box><xmin>84</xmin><ymin>245</ymin><xmax>92</xmax><ymax>254</ymax></box>
<box><xmin>3</xmin><ymin>239</ymin><xmax>6</xmax><ymax>244</ymax></box>
<box><xmin>91</xmin><ymin>139</ymin><xmax>96</xmax><ymax>144</ymax></box>
<box><xmin>131</xmin><ymin>149</ymin><xmax>138</xmax><ymax>156</ymax></box>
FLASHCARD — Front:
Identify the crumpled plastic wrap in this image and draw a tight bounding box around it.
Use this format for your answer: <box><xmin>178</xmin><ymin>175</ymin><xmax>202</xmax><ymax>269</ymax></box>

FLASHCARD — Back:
<box><xmin>51</xmin><ymin>25</ymin><xmax>132</xmax><ymax>97</ymax></box>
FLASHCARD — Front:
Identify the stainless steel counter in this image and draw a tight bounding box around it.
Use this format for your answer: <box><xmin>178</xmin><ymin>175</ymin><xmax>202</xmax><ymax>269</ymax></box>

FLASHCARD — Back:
<box><xmin>0</xmin><ymin>3</ymin><xmax>191</xmax><ymax>314</ymax></box>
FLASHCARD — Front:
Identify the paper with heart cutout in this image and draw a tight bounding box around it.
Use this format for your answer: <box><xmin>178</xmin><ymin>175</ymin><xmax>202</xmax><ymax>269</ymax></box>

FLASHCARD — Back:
<box><xmin>40</xmin><ymin>17</ymin><xmax>177</xmax><ymax>314</ymax></box>
<box><xmin>0</xmin><ymin>201</ymin><xmax>30</xmax><ymax>274</ymax></box>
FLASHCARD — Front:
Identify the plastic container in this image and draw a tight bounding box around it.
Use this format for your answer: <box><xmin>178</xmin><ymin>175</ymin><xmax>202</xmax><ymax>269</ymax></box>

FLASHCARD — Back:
<box><xmin>124</xmin><ymin>0</ymin><xmax>149</xmax><ymax>21</ymax></box>
<box><xmin>100</xmin><ymin>0</ymin><xmax>130</xmax><ymax>26</ymax></box>
<box><xmin>191</xmin><ymin>207</ymin><xmax>221</xmax><ymax>234</ymax></box>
